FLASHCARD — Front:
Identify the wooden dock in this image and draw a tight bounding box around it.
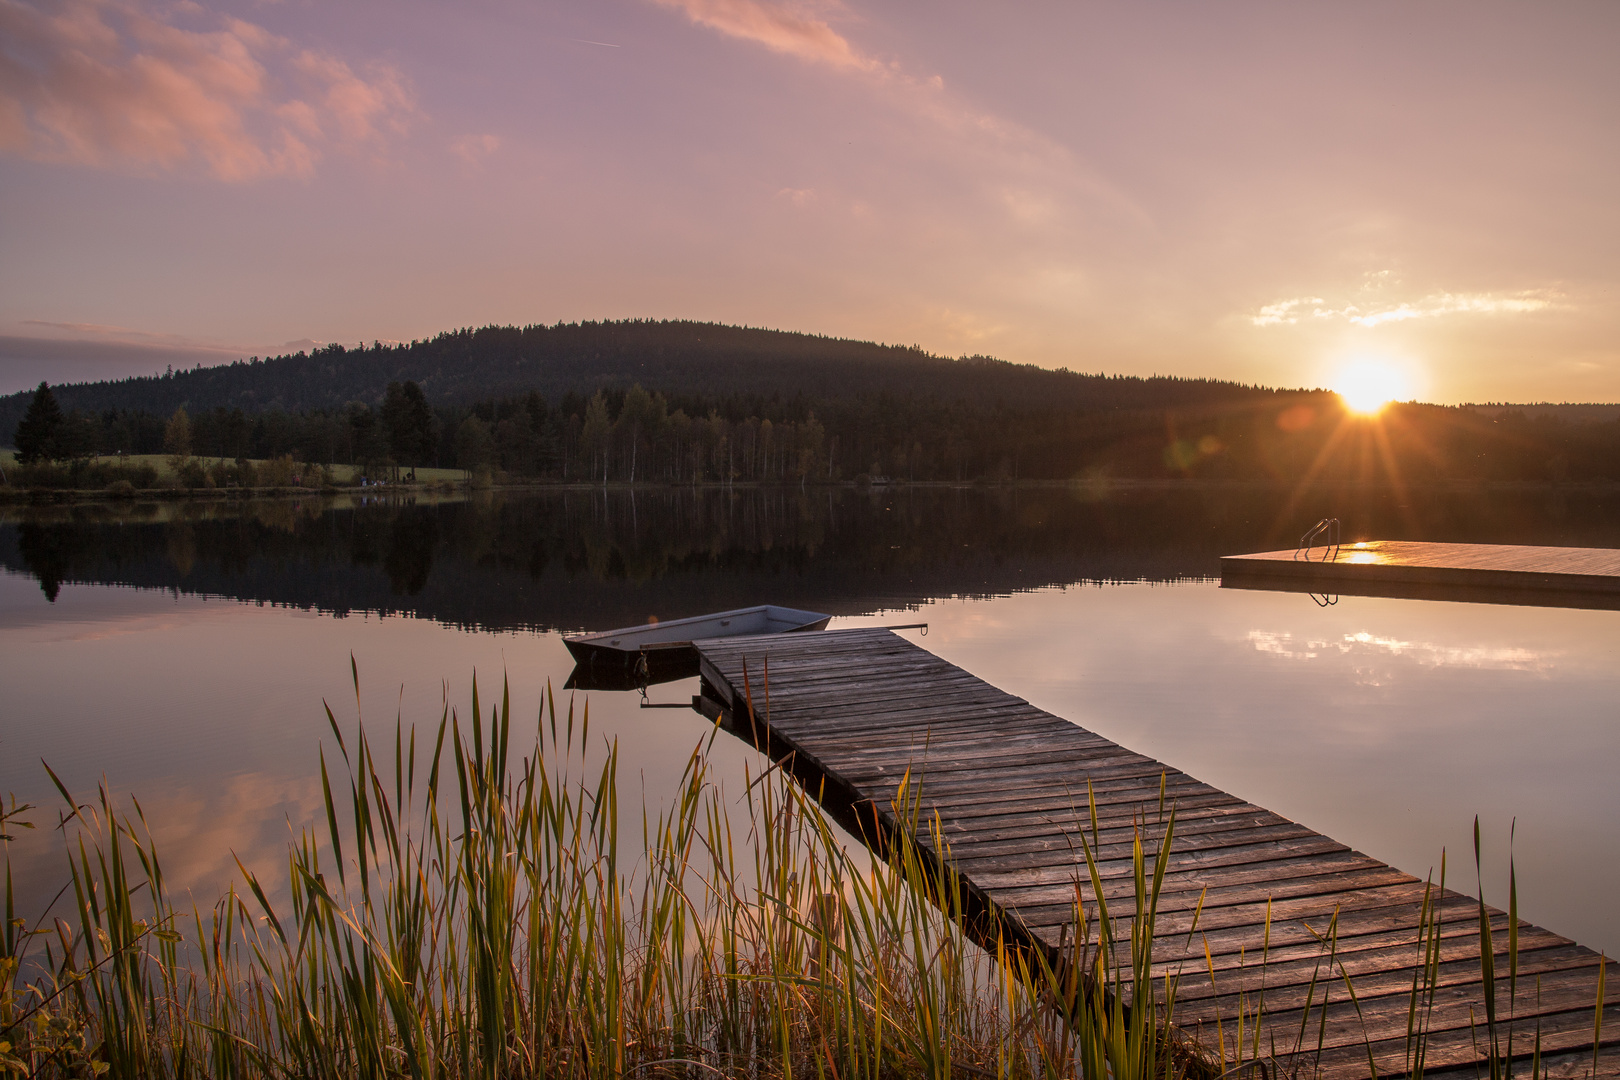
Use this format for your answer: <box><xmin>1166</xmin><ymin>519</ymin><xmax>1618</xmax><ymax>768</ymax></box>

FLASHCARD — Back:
<box><xmin>1222</xmin><ymin>541</ymin><xmax>1620</xmax><ymax>610</ymax></box>
<box><xmin>692</xmin><ymin>627</ymin><xmax>1619</xmax><ymax>1079</ymax></box>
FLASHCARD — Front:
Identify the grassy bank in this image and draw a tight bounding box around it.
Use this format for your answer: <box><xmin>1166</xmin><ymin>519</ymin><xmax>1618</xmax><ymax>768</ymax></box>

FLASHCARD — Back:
<box><xmin>0</xmin><ymin>675</ymin><xmax>1604</xmax><ymax>1079</ymax></box>
<box><xmin>0</xmin><ymin>454</ymin><xmax>476</xmax><ymax>505</ymax></box>
<box><xmin>0</xmin><ymin>452</ymin><xmax>466</xmax><ymax>485</ymax></box>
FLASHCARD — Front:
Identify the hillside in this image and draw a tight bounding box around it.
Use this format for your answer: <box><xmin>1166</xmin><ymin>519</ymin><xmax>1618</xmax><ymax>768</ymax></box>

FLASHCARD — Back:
<box><xmin>8</xmin><ymin>319</ymin><xmax>1618</xmax><ymax>486</ymax></box>
<box><xmin>0</xmin><ymin>320</ymin><xmax>1278</xmax><ymax>441</ymax></box>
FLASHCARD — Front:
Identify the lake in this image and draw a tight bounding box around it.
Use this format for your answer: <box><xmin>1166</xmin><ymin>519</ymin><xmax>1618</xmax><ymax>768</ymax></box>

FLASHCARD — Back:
<box><xmin>3</xmin><ymin>483</ymin><xmax>1618</xmax><ymax>957</ymax></box>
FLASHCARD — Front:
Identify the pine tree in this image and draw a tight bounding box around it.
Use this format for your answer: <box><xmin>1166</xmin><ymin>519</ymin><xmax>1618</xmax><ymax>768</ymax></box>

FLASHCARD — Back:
<box><xmin>382</xmin><ymin>380</ymin><xmax>435</xmax><ymax>476</ymax></box>
<box><xmin>453</xmin><ymin>416</ymin><xmax>494</xmax><ymax>477</ymax></box>
<box><xmin>13</xmin><ymin>382</ymin><xmax>64</xmax><ymax>464</ymax></box>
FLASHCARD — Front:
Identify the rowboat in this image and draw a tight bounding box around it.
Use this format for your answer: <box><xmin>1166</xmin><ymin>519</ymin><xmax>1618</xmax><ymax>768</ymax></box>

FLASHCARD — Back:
<box><xmin>562</xmin><ymin>605</ymin><xmax>832</xmax><ymax>669</ymax></box>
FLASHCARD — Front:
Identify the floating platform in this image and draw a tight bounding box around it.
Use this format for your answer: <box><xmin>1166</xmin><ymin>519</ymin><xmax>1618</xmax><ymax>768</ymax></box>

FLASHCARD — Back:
<box><xmin>691</xmin><ymin>627</ymin><xmax>1619</xmax><ymax>1079</ymax></box>
<box><xmin>1222</xmin><ymin>541</ymin><xmax>1620</xmax><ymax>610</ymax></box>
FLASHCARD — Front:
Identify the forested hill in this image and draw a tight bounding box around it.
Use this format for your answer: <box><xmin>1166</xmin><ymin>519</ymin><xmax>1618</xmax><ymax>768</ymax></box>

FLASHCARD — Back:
<box><xmin>0</xmin><ymin>320</ymin><xmax>1275</xmax><ymax>435</ymax></box>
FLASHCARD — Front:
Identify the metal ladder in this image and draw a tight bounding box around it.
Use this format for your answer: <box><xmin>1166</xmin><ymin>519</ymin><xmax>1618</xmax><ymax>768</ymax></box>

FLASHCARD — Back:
<box><xmin>1294</xmin><ymin>517</ymin><xmax>1341</xmax><ymax>563</ymax></box>
<box><xmin>1294</xmin><ymin>517</ymin><xmax>1342</xmax><ymax>605</ymax></box>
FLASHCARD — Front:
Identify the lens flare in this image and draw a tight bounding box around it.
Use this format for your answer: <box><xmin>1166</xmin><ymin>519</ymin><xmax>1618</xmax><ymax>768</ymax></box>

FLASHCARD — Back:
<box><xmin>1334</xmin><ymin>360</ymin><xmax>1410</xmax><ymax>415</ymax></box>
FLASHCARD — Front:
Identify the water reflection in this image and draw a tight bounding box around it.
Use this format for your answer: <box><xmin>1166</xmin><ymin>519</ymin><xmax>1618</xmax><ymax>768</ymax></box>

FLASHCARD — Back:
<box><xmin>384</xmin><ymin>507</ymin><xmax>439</xmax><ymax>595</ymax></box>
<box><xmin>1246</xmin><ymin>629</ymin><xmax>1553</xmax><ymax>674</ymax></box>
<box><xmin>851</xmin><ymin>584</ymin><xmax>1620</xmax><ymax>956</ymax></box>
<box><xmin>5</xmin><ymin>485</ymin><xmax>1620</xmax><ymax>629</ymax></box>
<box><xmin>3</xmin><ymin>485</ymin><xmax>1619</xmax><ymax>959</ymax></box>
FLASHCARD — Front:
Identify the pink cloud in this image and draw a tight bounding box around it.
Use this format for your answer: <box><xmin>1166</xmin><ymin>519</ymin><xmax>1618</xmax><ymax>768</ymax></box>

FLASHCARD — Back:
<box><xmin>21</xmin><ymin>318</ymin><xmax>250</xmax><ymax>351</ymax></box>
<box><xmin>648</xmin><ymin>0</ymin><xmax>1147</xmax><ymax>228</ymax></box>
<box><xmin>0</xmin><ymin>0</ymin><xmax>417</xmax><ymax>180</ymax></box>
<box><xmin>292</xmin><ymin>49</ymin><xmax>413</xmax><ymax>144</ymax></box>
<box><xmin>451</xmin><ymin>132</ymin><xmax>501</xmax><ymax>164</ymax></box>
<box><xmin>648</xmin><ymin>0</ymin><xmax>879</xmax><ymax>72</ymax></box>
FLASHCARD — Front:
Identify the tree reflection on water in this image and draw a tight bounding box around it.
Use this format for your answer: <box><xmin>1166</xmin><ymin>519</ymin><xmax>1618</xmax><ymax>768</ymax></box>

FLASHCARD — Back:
<box><xmin>3</xmin><ymin>483</ymin><xmax>1618</xmax><ymax>631</ymax></box>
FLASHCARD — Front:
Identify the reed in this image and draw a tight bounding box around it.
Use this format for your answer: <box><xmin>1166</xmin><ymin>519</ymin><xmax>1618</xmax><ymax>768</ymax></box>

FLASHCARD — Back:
<box><xmin>1</xmin><ymin>674</ymin><xmax>1198</xmax><ymax>1080</ymax></box>
<box><xmin>6</xmin><ymin>677</ymin><xmax>1605</xmax><ymax>1080</ymax></box>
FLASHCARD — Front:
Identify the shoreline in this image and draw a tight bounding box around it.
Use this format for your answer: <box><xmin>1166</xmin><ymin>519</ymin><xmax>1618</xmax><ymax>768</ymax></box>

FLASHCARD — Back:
<box><xmin>4</xmin><ymin>474</ymin><xmax>1620</xmax><ymax>506</ymax></box>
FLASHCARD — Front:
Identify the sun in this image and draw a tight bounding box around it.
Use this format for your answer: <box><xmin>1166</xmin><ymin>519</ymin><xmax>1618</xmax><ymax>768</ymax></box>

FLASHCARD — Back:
<box><xmin>1333</xmin><ymin>359</ymin><xmax>1411</xmax><ymax>415</ymax></box>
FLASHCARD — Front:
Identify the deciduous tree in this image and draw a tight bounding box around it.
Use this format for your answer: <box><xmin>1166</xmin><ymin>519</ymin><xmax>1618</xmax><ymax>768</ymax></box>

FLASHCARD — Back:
<box><xmin>164</xmin><ymin>406</ymin><xmax>192</xmax><ymax>471</ymax></box>
<box><xmin>581</xmin><ymin>392</ymin><xmax>611</xmax><ymax>485</ymax></box>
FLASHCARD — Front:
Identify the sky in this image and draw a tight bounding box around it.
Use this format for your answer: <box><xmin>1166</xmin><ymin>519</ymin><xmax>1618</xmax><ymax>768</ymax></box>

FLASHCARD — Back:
<box><xmin>2</xmin><ymin>0</ymin><xmax>1617</xmax><ymax>403</ymax></box>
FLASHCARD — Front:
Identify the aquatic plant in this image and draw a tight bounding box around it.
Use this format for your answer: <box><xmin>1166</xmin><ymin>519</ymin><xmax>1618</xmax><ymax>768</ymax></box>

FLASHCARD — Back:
<box><xmin>4</xmin><ymin>675</ymin><xmax>1605</xmax><ymax>1080</ymax></box>
<box><xmin>1</xmin><ymin>674</ymin><xmax>1197</xmax><ymax>1080</ymax></box>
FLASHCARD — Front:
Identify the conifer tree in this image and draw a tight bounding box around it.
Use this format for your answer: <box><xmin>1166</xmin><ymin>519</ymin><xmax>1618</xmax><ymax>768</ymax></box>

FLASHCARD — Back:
<box><xmin>13</xmin><ymin>382</ymin><xmax>63</xmax><ymax>464</ymax></box>
<box><xmin>453</xmin><ymin>416</ymin><xmax>494</xmax><ymax>478</ymax></box>
<box><xmin>382</xmin><ymin>380</ymin><xmax>435</xmax><ymax>475</ymax></box>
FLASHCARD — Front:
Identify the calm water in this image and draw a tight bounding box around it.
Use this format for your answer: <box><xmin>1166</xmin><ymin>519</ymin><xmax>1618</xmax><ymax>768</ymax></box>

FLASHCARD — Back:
<box><xmin>3</xmin><ymin>485</ymin><xmax>1618</xmax><ymax>955</ymax></box>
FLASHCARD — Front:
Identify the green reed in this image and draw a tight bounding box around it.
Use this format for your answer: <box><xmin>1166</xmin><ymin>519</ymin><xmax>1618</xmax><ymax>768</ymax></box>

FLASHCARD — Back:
<box><xmin>1</xmin><ymin>673</ymin><xmax>1199</xmax><ymax>1080</ymax></box>
<box><xmin>9</xmin><ymin>673</ymin><xmax>1603</xmax><ymax>1080</ymax></box>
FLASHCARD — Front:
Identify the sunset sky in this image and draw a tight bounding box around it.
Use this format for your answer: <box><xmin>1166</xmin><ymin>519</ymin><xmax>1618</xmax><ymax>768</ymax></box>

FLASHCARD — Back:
<box><xmin>2</xmin><ymin>0</ymin><xmax>1617</xmax><ymax>403</ymax></box>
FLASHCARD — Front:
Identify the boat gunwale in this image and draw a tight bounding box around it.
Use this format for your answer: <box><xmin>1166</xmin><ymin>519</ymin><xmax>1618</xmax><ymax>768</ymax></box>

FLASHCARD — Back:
<box><xmin>563</xmin><ymin>604</ymin><xmax>832</xmax><ymax>661</ymax></box>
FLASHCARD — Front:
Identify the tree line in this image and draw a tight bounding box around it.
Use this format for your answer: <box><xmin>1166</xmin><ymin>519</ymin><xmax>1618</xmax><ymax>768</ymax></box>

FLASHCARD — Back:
<box><xmin>10</xmin><ymin>374</ymin><xmax>1620</xmax><ymax>486</ymax></box>
<box><xmin>0</xmin><ymin>319</ymin><xmax>1284</xmax><ymax>441</ymax></box>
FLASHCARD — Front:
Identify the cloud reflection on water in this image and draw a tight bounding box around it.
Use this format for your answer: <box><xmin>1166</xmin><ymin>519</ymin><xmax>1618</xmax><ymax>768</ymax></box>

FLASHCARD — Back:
<box><xmin>1246</xmin><ymin>628</ymin><xmax>1553</xmax><ymax>675</ymax></box>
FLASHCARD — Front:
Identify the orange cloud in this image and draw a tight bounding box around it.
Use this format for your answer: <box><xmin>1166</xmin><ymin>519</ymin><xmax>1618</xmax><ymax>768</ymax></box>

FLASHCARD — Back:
<box><xmin>0</xmin><ymin>0</ymin><xmax>417</xmax><ymax>180</ymax></box>
<box><xmin>648</xmin><ymin>0</ymin><xmax>879</xmax><ymax>72</ymax></box>
<box><xmin>1250</xmin><ymin>288</ymin><xmax>1564</xmax><ymax>328</ymax></box>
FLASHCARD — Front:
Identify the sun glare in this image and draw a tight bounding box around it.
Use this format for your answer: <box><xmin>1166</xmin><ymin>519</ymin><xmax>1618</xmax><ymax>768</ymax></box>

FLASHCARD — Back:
<box><xmin>1333</xmin><ymin>360</ymin><xmax>1410</xmax><ymax>415</ymax></box>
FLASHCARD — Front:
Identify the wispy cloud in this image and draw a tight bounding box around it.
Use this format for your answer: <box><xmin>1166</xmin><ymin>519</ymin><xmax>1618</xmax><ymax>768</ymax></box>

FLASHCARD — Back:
<box><xmin>451</xmin><ymin>132</ymin><xmax>500</xmax><ymax>165</ymax></box>
<box><xmin>647</xmin><ymin>0</ymin><xmax>878</xmax><ymax>72</ymax></box>
<box><xmin>21</xmin><ymin>319</ymin><xmax>251</xmax><ymax>351</ymax></box>
<box><xmin>0</xmin><ymin>0</ymin><xmax>417</xmax><ymax>180</ymax></box>
<box><xmin>645</xmin><ymin>0</ymin><xmax>1146</xmax><ymax>227</ymax></box>
<box><xmin>1250</xmin><ymin>297</ymin><xmax>1325</xmax><ymax>327</ymax></box>
<box><xmin>1251</xmin><ymin>288</ymin><xmax>1561</xmax><ymax>328</ymax></box>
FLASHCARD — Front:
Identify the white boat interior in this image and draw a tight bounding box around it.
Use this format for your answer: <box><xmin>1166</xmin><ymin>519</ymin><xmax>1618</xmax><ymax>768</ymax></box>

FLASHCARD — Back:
<box><xmin>565</xmin><ymin>605</ymin><xmax>830</xmax><ymax>656</ymax></box>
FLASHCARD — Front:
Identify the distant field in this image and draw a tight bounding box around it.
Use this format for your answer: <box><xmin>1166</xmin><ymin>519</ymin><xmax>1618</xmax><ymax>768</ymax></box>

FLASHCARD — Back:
<box><xmin>329</xmin><ymin>463</ymin><xmax>466</xmax><ymax>483</ymax></box>
<box><xmin>1</xmin><ymin>452</ymin><xmax>466</xmax><ymax>485</ymax></box>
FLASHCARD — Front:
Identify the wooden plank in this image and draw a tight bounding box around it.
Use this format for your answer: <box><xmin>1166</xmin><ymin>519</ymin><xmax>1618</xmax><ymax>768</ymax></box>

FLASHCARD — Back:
<box><xmin>1008</xmin><ymin>857</ymin><xmax>1407</xmax><ymax>916</ymax></box>
<box><xmin>769</xmin><ymin>706</ymin><xmax>1058</xmax><ymax>741</ymax></box>
<box><xmin>1186</xmin><ymin>943</ymin><xmax>1605</xmax><ymax>1028</ymax></box>
<box><xmin>913</xmin><ymin>774</ymin><xmax>1223</xmax><ymax>815</ymax></box>
<box><xmin>1219</xmin><ymin>969</ymin><xmax>1620</xmax><ymax>1056</ymax></box>
<box><xmin>1171</xmin><ymin>934</ymin><xmax>1582</xmax><ymax>1004</ymax></box>
<box><xmin>692</xmin><ymin>627</ymin><xmax>1616</xmax><ymax>1079</ymax></box>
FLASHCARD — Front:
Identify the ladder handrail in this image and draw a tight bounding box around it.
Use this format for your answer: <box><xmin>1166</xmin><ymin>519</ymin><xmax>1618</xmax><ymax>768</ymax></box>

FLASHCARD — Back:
<box><xmin>1295</xmin><ymin>517</ymin><xmax>1341</xmax><ymax>562</ymax></box>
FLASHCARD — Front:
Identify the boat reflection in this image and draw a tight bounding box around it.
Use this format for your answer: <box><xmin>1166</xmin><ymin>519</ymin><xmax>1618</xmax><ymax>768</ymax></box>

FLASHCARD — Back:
<box><xmin>563</xmin><ymin>655</ymin><xmax>697</xmax><ymax>692</ymax></box>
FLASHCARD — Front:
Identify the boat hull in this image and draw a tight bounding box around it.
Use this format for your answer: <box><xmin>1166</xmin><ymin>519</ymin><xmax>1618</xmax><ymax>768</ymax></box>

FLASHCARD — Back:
<box><xmin>563</xmin><ymin>605</ymin><xmax>830</xmax><ymax>668</ymax></box>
